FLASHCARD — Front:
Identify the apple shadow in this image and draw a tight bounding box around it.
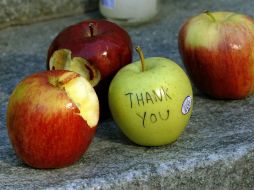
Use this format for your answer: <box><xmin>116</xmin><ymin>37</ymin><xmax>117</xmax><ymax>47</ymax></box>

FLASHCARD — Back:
<box><xmin>96</xmin><ymin>117</ymin><xmax>136</xmax><ymax>146</ymax></box>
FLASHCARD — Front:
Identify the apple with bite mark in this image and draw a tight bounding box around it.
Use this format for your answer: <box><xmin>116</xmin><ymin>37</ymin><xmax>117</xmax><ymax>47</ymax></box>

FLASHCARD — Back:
<box><xmin>178</xmin><ymin>11</ymin><xmax>254</xmax><ymax>99</ymax></box>
<box><xmin>47</xmin><ymin>19</ymin><xmax>133</xmax><ymax>117</ymax></box>
<box><xmin>108</xmin><ymin>46</ymin><xmax>193</xmax><ymax>146</ymax></box>
<box><xmin>7</xmin><ymin>70</ymin><xmax>99</xmax><ymax>169</ymax></box>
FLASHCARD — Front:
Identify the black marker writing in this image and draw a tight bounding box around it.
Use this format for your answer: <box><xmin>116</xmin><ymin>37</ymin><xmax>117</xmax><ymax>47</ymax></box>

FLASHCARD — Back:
<box><xmin>136</xmin><ymin>109</ymin><xmax>170</xmax><ymax>128</ymax></box>
<box><xmin>136</xmin><ymin>112</ymin><xmax>146</xmax><ymax>128</ymax></box>
<box><xmin>125</xmin><ymin>86</ymin><xmax>172</xmax><ymax>109</ymax></box>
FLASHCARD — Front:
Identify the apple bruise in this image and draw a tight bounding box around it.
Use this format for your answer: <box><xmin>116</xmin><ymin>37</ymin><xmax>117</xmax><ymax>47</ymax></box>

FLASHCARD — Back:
<box><xmin>49</xmin><ymin>49</ymin><xmax>101</xmax><ymax>87</ymax></box>
<box><xmin>51</xmin><ymin>72</ymin><xmax>99</xmax><ymax>127</ymax></box>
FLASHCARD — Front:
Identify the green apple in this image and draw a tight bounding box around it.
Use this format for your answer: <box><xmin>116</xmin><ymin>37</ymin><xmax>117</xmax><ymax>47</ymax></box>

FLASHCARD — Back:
<box><xmin>108</xmin><ymin>46</ymin><xmax>193</xmax><ymax>146</ymax></box>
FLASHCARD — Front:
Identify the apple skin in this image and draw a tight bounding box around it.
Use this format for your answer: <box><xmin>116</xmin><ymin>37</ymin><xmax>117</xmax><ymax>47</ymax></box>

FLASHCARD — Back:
<box><xmin>47</xmin><ymin>19</ymin><xmax>132</xmax><ymax>79</ymax></box>
<box><xmin>178</xmin><ymin>11</ymin><xmax>254</xmax><ymax>99</ymax></box>
<box><xmin>47</xmin><ymin>19</ymin><xmax>133</xmax><ymax>117</ymax></box>
<box><xmin>108</xmin><ymin>57</ymin><xmax>193</xmax><ymax>146</ymax></box>
<box><xmin>6</xmin><ymin>70</ymin><xmax>99</xmax><ymax>169</ymax></box>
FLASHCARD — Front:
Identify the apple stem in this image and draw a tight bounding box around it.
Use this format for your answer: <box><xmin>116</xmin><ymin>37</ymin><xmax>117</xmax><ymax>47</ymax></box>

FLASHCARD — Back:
<box><xmin>135</xmin><ymin>46</ymin><xmax>145</xmax><ymax>72</ymax></box>
<box><xmin>89</xmin><ymin>23</ymin><xmax>94</xmax><ymax>37</ymax></box>
<box><xmin>204</xmin><ymin>10</ymin><xmax>216</xmax><ymax>22</ymax></box>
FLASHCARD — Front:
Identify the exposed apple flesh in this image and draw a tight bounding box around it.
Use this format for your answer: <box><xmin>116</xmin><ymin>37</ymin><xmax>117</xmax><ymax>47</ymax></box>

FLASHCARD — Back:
<box><xmin>49</xmin><ymin>49</ymin><xmax>101</xmax><ymax>87</ymax></box>
<box><xmin>61</xmin><ymin>73</ymin><xmax>99</xmax><ymax>127</ymax></box>
<box><xmin>7</xmin><ymin>70</ymin><xmax>99</xmax><ymax>168</ymax></box>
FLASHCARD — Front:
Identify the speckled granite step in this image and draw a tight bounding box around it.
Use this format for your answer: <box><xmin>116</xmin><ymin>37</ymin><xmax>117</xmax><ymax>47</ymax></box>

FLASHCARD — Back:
<box><xmin>0</xmin><ymin>0</ymin><xmax>98</xmax><ymax>29</ymax></box>
<box><xmin>1</xmin><ymin>0</ymin><xmax>254</xmax><ymax>189</ymax></box>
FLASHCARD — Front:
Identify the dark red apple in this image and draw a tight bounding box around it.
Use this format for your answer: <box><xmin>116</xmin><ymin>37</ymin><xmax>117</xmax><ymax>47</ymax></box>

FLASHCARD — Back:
<box><xmin>7</xmin><ymin>70</ymin><xmax>99</xmax><ymax>169</ymax></box>
<box><xmin>178</xmin><ymin>11</ymin><xmax>254</xmax><ymax>99</ymax></box>
<box><xmin>47</xmin><ymin>19</ymin><xmax>133</xmax><ymax>117</ymax></box>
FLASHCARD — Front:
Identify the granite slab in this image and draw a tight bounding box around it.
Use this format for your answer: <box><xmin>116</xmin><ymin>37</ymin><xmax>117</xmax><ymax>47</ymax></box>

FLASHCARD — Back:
<box><xmin>0</xmin><ymin>0</ymin><xmax>99</xmax><ymax>29</ymax></box>
<box><xmin>1</xmin><ymin>0</ymin><xmax>254</xmax><ymax>189</ymax></box>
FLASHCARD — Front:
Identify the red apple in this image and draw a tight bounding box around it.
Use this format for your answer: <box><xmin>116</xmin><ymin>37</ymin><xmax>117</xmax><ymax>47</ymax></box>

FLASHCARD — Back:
<box><xmin>178</xmin><ymin>11</ymin><xmax>254</xmax><ymax>99</ymax></box>
<box><xmin>7</xmin><ymin>70</ymin><xmax>99</xmax><ymax>169</ymax></box>
<box><xmin>47</xmin><ymin>19</ymin><xmax>133</xmax><ymax>117</ymax></box>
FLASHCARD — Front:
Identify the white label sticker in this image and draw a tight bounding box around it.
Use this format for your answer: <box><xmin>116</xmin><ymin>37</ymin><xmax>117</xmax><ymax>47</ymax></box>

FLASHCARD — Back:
<box><xmin>182</xmin><ymin>96</ymin><xmax>192</xmax><ymax>115</ymax></box>
<box><xmin>101</xmin><ymin>0</ymin><xmax>115</xmax><ymax>9</ymax></box>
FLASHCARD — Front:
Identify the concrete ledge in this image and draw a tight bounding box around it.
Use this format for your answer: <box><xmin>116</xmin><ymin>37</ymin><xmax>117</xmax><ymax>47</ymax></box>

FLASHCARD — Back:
<box><xmin>0</xmin><ymin>0</ymin><xmax>98</xmax><ymax>29</ymax></box>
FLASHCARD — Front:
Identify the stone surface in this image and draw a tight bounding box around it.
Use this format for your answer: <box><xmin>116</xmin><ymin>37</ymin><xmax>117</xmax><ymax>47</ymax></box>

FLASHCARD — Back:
<box><xmin>1</xmin><ymin>0</ymin><xmax>254</xmax><ymax>189</ymax></box>
<box><xmin>0</xmin><ymin>0</ymin><xmax>99</xmax><ymax>29</ymax></box>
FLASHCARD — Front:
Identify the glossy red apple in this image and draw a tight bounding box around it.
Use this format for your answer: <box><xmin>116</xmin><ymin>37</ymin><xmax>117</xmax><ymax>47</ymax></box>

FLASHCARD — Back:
<box><xmin>178</xmin><ymin>11</ymin><xmax>254</xmax><ymax>99</ymax></box>
<box><xmin>47</xmin><ymin>19</ymin><xmax>133</xmax><ymax>116</ymax></box>
<box><xmin>7</xmin><ymin>70</ymin><xmax>99</xmax><ymax>169</ymax></box>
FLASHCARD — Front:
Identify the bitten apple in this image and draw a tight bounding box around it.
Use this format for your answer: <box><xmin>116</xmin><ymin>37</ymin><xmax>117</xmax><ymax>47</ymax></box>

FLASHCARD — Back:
<box><xmin>178</xmin><ymin>11</ymin><xmax>254</xmax><ymax>99</ymax></box>
<box><xmin>47</xmin><ymin>19</ymin><xmax>132</xmax><ymax>117</ymax></box>
<box><xmin>108</xmin><ymin>47</ymin><xmax>193</xmax><ymax>146</ymax></box>
<box><xmin>7</xmin><ymin>70</ymin><xmax>99</xmax><ymax>169</ymax></box>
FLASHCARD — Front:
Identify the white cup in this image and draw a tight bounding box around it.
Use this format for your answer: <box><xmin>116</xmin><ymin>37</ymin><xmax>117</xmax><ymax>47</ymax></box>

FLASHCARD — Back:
<box><xmin>99</xmin><ymin>0</ymin><xmax>159</xmax><ymax>25</ymax></box>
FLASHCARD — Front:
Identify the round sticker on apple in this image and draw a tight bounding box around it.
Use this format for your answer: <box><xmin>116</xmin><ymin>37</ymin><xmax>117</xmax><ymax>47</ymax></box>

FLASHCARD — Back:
<box><xmin>182</xmin><ymin>96</ymin><xmax>192</xmax><ymax>115</ymax></box>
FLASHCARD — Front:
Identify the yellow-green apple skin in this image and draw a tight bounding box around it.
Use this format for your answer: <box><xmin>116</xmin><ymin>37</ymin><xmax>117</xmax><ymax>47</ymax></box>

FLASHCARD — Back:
<box><xmin>108</xmin><ymin>57</ymin><xmax>193</xmax><ymax>146</ymax></box>
<box><xmin>7</xmin><ymin>70</ymin><xmax>99</xmax><ymax>169</ymax></box>
<box><xmin>179</xmin><ymin>11</ymin><xmax>254</xmax><ymax>99</ymax></box>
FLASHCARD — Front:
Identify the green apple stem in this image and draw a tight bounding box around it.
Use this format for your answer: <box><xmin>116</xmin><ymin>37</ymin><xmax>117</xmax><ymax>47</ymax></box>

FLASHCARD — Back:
<box><xmin>89</xmin><ymin>23</ymin><xmax>94</xmax><ymax>37</ymax></box>
<box><xmin>135</xmin><ymin>46</ymin><xmax>145</xmax><ymax>72</ymax></box>
<box><xmin>204</xmin><ymin>10</ymin><xmax>216</xmax><ymax>22</ymax></box>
